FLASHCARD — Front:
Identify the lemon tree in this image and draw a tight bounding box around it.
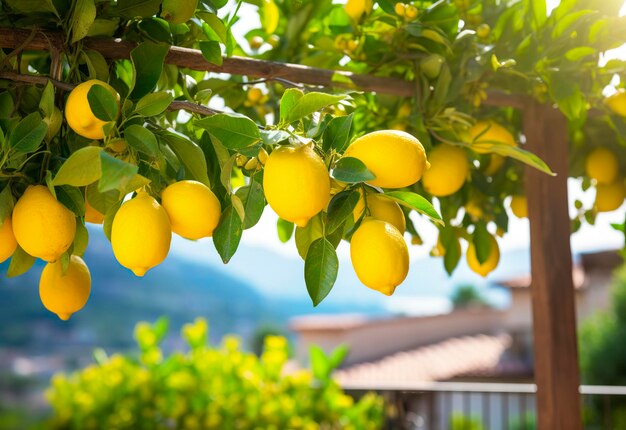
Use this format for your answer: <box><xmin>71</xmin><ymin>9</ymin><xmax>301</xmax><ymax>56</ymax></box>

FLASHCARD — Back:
<box><xmin>0</xmin><ymin>0</ymin><xmax>625</xmax><ymax>317</ymax></box>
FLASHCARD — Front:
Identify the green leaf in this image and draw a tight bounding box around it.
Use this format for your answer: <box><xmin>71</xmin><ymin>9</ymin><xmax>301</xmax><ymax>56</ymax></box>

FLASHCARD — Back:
<box><xmin>125</xmin><ymin>125</ymin><xmax>158</xmax><ymax>157</ymax></box>
<box><xmin>83</xmin><ymin>49</ymin><xmax>111</xmax><ymax>82</ymax></box>
<box><xmin>552</xmin><ymin>9</ymin><xmax>596</xmax><ymax>40</ymax></box>
<box><xmin>231</xmin><ymin>193</ymin><xmax>245</xmax><ymax>222</ymax></box>
<box><xmin>469</xmin><ymin>142</ymin><xmax>554</xmax><ymax>175</ymax></box>
<box><xmin>295</xmin><ymin>215</ymin><xmax>323</xmax><ymax>259</ymax></box>
<box><xmin>52</xmin><ymin>146</ymin><xmax>103</xmax><ymax>187</ymax></box>
<box><xmin>213</xmin><ymin>206</ymin><xmax>243</xmax><ymax>264</ymax></box>
<box><xmin>198</xmin><ymin>12</ymin><xmax>228</xmax><ymax>43</ymax></box>
<box><xmin>0</xmin><ymin>92</ymin><xmax>15</xmax><ymax>118</ymax></box>
<box><xmin>472</xmin><ymin>221</ymin><xmax>492</xmax><ymax>265</ymax></box>
<box><xmin>0</xmin><ymin>186</ymin><xmax>14</xmax><ymax>226</ymax></box>
<box><xmin>328</xmin><ymin>345</ymin><xmax>349</xmax><ymax>370</ymax></box>
<box><xmin>441</xmin><ymin>228</ymin><xmax>461</xmax><ymax>275</ymax></box>
<box><xmin>279</xmin><ymin>89</ymin><xmax>304</xmax><ymax>124</ymax></box>
<box><xmin>331</xmin><ymin>157</ymin><xmax>376</xmax><ymax>183</ymax></box>
<box><xmin>196</xmin><ymin>113</ymin><xmax>261</xmax><ymax>150</ymax></box>
<box><xmin>7</xmin><ymin>246</ymin><xmax>35</xmax><ymax>278</ymax></box>
<box><xmin>199</xmin><ymin>41</ymin><xmax>223</xmax><ymax>66</ymax></box>
<box><xmin>305</xmin><ymin>238</ymin><xmax>339</xmax><ymax>306</ymax></box>
<box><xmin>219</xmin><ymin>154</ymin><xmax>236</xmax><ymax>194</ymax></box>
<box><xmin>117</xmin><ymin>0</ymin><xmax>161</xmax><ymax>18</ymax></box>
<box><xmin>285</xmin><ymin>92</ymin><xmax>347</xmax><ymax>124</ymax></box>
<box><xmin>325</xmin><ymin>190</ymin><xmax>359</xmax><ymax>234</ymax></box>
<box><xmin>382</xmin><ymin>191</ymin><xmax>443</xmax><ymax>225</ymax></box>
<box><xmin>86</xmin><ymin>183</ymin><xmax>119</xmax><ymax>215</ymax></box>
<box><xmin>98</xmin><ymin>152</ymin><xmax>139</xmax><ymax>193</ymax></box>
<box><xmin>56</xmin><ymin>186</ymin><xmax>85</xmax><ymax>217</ymax></box>
<box><xmin>277</xmin><ymin>218</ymin><xmax>294</xmax><ymax>243</ymax></box>
<box><xmin>323</xmin><ymin>113</ymin><xmax>353</xmax><ymax>152</ymax></box>
<box><xmin>528</xmin><ymin>0</ymin><xmax>547</xmax><ymax>29</ymax></box>
<box><xmin>161</xmin><ymin>131</ymin><xmax>211</xmax><ymax>187</ymax></box>
<box><xmin>87</xmin><ymin>84</ymin><xmax>119</xmax><ymax>122</ymax></box>
<box><xmin>39</xmin><ymin>81</ymin><xmax>55</xmax><ymax>118</ymax></box>
<box><xmin>68</xmin><ymin>0</ymin><xmax>96</xmax><ymax>44</ymax></box>
<box><xmin>73</xmin><ymin>222</ymin><xmax>89</xmax><ymax>257</ymax></box>
<box><xmin>309</xmin><ymin>345</ymin><xmax>330</xmax><ymax>381</ymax></box>
<box><xmin>235</xmin><ymin>174</ymin><xmax>265</xmax><ymax>229</ymax></box>
<box><xmin>135</xmin><ymin>92</ymin><xmax>173</xmax><ymax>116</ymax></box>
<box><xmin>129</xmin><ymin>43</ymin><xmax>170</xmax><ymax>99</ymax></box>
<box><xmin>564</xmin><ymin>46</ymin><xmax>596</xmax><ymax>62</ymax></box>
<box><xmin>4</xmin><ymin>0</ymin><xmax>58</xmax><ymax>16</ymax></box>
<box><xmin>8</xmin><ymin>112</ymin><xmax>47</xmax><ymax>153</ymax></box>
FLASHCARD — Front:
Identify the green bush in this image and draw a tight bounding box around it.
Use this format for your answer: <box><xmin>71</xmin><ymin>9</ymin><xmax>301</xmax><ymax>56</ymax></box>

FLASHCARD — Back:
<box><xmin>46</xmin><ymin>318</ymin><xmax>384</xmax><ymax>430</ymax></box>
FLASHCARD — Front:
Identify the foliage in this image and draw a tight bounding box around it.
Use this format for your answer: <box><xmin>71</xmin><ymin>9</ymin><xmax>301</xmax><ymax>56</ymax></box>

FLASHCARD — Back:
<box><xmin>450</xmin><ymin>284</ymin><xmax>488</xmax><ymax>309</ymax></box>
<box><xmin>0</xmin><ymin>0</ymin><xmax>625</xmax><ymax>310</ymax></box>
<box><xmin>46</xmin><ymin>318</ymin><xmax>385</xmax><ymax>430</ymax></box>
<box><xmin>449</xmin><ymin>413</ymin><xmax>484</xmax><ymax>430</ymax></box>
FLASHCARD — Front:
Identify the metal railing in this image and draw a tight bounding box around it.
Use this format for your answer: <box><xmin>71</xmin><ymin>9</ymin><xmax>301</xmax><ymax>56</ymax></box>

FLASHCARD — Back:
<box><xmin>345</xmin><ymin>382</ymin><xmax>626</xmax><ymax>430</ymax></box>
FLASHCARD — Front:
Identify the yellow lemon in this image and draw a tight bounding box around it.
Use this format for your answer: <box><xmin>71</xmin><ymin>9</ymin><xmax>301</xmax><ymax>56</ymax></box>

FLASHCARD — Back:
<box><xmin>161</xmin><ymin>180</ymin><xmax>221</xmax><ymax>240</ymax></box>
<box><xmin>467</xmin><ymin>235</ymin><xmax>500</xmax><ymax>277</ymax></box>
<box><xmin>111</xmin><ymin>191</ymin><xmax>171</xmax><ymax>276</ymax></box>
<box><xmin>350</xmin><ymin>219</ymin><xmax>409</xmax><ymax>295</ymax></box>
<box><xmin>161</xmin><ymin>0</ymin><xmax>198</xmax><ymax>24</ymax></box>
<box><xmin>467</xmin><ymin>120</ymin><xmax>516</xmax><ymax>175</ymax></box>
<box><xmin>345</xmin><ymin>0</ymin><xmax>373</xmax><ymax>21</ymax></box>
<box><xmin>353</xmin><ymin>190</ymin><xmax>406</xmax><ymax>232</ymax></box>
<box><xmin>595</xmin><ymin>180</ymin><xmax>626</xmax><ymax>213</ymax></box>
<box><xmin>0</xmin><ymin>215</ymin><xmax>17</xmax><ymax>263</ymax></box>
<box><xmin>84</xmin><ymin>199</ymin><xmax>104</xmax><ymax>224</ymax></box>
<box><xmin>39</xmin><ymin>255</ymin><xmax>91</xmax><ymax>321</ymax></box>
<box><xmin>464</xmin><ymin>199</ymin><xmax>483</xmax><ymax>220</ymax></box>
<box><xmin>605</xmin><ymin>89</ymin><xmax>626</xmax><ymax>117</ymax></box>
<box><xmin>510</xmin><ymin>195</ymin><xmax>528</xmax><ymax>218</ymax></box>
<box><xmin>263</xmin><ymin>145</ymin><xmax>330</xmax><ymax>227</ymax></box>
<box><xmin>12</xmin><ymin>185</ymin><xmax>76</xmax><ymax>262</ymax></box>
<box><xmin>344</xmin><ymin>130</ymin><xmax>429</xmax><ymax>188</ymax></box>
<box><xmin>422</xmin><ymin>144</ymin><xmax>469</xmax><ymax>197</ymax></box>
<box><xmin>65</xmin><ymin>80</ymin><xmax>119</xmax><ymax>140</ymax></box>
<box><xmin>247</xmin><ymin>88</ymin><xmax>264</xmax><ymax>104</ymax></box>
<box><xmin>585</xmin><ymin>147</ymin><xmax>619</xmax><ymax>185</ymax></box>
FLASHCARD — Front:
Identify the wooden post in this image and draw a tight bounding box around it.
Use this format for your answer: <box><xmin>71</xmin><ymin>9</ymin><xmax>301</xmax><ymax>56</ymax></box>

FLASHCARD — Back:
<box><xmin>523</xmin><ymin>102</ymin><xmax>583</xmax><ymax>430</ymax></box>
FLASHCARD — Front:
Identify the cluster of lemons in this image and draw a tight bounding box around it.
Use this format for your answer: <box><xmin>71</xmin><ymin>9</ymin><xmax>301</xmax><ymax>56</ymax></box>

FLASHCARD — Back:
<box><xmin>585</xmin><ymin>146</ymin><xmax>626</xmax><ymax>212</ymax></box>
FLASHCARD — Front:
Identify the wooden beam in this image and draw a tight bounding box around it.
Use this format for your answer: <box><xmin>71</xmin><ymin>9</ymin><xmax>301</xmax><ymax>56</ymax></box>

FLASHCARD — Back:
<box><xmin>523</xmin><ymin>102</ymin><xmax>582</xmax><ymax>430</ymax></box>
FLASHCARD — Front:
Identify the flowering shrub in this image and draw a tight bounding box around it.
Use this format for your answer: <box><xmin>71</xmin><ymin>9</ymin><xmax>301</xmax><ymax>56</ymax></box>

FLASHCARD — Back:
<box><xmin>46</xmin><ymin>318</ymin><xmax>384</xmax><ymax>430</ymax></box>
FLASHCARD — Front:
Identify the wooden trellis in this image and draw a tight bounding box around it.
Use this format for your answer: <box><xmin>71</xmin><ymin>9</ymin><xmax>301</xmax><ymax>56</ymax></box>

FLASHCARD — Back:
<box><xmin>0</xmin><ymin>27</ymin><xmax>582</xmax><ymax>430</ymax></box>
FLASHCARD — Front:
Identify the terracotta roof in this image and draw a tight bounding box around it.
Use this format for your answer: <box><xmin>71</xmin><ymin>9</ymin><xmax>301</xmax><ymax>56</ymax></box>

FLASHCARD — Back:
<box><xmin>289</xmin><ymin>314</ymin><xmax>369</xmax><ymax>331</ymax></box>
<box><xmin>335</xmin><ymin>334</ymin><xmax>513</xmax><ymax>387</ymax></box>
<box><xmin>497</xmin><ymin>264</ymin><xmax>586</xmax><ymax>290</ymax></box>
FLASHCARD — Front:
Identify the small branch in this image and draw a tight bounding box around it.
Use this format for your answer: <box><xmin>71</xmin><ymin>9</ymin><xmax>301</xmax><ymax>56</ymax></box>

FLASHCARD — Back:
<box><xmin>0</xmin><ymin>26</ymin><xmax>39</xmax><ymax>69</ymax></box>
<box><xmin>0</xmin><ymin>71</ymin><xmax>219</xmax><ymax>117</ymax></box>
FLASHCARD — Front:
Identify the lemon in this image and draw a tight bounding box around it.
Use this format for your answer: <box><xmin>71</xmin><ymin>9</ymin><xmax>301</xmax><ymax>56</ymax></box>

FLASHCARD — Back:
<box><xmin>595</xmin><ymin>180</ymin><xmax>626</xmax><ymax>213</ymax></box>
<box><xmin>477</xmin><ymin>23</ymin><xmax>491</xmax><ymax>39</ymax></box>
<box><xmin>435</xmin><ymin>233</ymin><xmax>461</xmax><ymax>258</ymax></box>
<box><xmin>344</xmin><ymin>130</ymin><xmax>430</xmax><ymax>188</ymax></box>
<box><xmin>467</xmin><ymin>120</ymin><xmax>516</xmax><ymax>175</ymax></box>
<box><xmin>247</xmin><ymin>88</ymin><xmax>263</xmax><ymax>104</ymax></box>
<box><xmin>0</xmin><ymin>215</ymin><xmax>17</xmax><ymax>263</ymax></box>
<box><xmin>84</xmin><ymin>199</ymin><xmax>104</xmax><ymax>224</ymax></box>
<box><xmin>467</xmin><ymin>235</ymin><xmax>500</xmax><ymax>277</ymax></box>
<box><xmin>249</xmin><ymin>35</ymin><xmax>264</xmax><ymax>50</ymax></box>
<box><xmin>350</xmin><ymin>219</ymin><xmax>409</xmax><ymax>295</ymax></box>
<box><xmin>161</xmin><ymin>0</ymin><xmax>198</xmax><ymax>24</ymax></box>
<box><xmin>464</xmin><ymin>200</ymin><xmax>483</xmax><ymax>220</ymax></box>
<box><xmin>111</xmin><ymin>191</ymin><xmax>172</xmax><ymax>276</ymax></box>
<box><xmin>39</xmin><ymin>255</ymin><xmax>91</xmax><ymax>321</ymax></box>
<box><xmin>65</xmin><ymin>80</ymin><xmax>119</xmax><ymax>140</ymax></box>
<box><xmin>585</xmin><ymin>147</ymin><xmax>619</xmax><ymax>185</ymax></box>
<box><xmin>422</xmin><ymin>144</ymin><xmax>469</xmax><ymax>197</ymax></box>
<box><xmin>605</xmin><ymin>89</ymin><xmax>626</xmax><ymax>117</ymax></box>
<box><xmin>161</xmin><ymin>180</ymin><xmax>221</xmax><ymax>240</ymax></box>
<box><xmin>345</xmin><ymin>0</ymin><xmax>373</xmax><ymax>21</ymax></box>
<box><xmin>510</xmin><ymin>195</ymin><xmax>528</xmax><ymax>218</ymax></box>
<box><xmin>353</xmin><ymin>190</ymin><xmax>406</xmax><ymax>233</ymax></box>
<box><xmin>12</xmin><ymin>185</ymin><xmax>76</xmax><ymax>262</ymax></box>
<box><xmin>263</xmin><ymin>144</ymin><xmax>330</xmax><ymax>227</ymax></box>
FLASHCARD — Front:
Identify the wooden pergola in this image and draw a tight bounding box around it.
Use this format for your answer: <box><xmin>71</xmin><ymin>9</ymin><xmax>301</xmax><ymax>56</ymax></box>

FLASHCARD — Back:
<box><xmin>0</xmin><ymin>28</ymin><xmax>582</xmax><ymax>430</ymax></box>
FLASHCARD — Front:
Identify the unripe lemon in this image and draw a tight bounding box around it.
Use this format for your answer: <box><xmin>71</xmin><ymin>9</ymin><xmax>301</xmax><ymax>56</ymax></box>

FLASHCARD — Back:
<box><xmin>84</xmin><ymin>199</ymin><xmax>104</xmax><ymax>224</ymax></box>
<box><xmin>249</xmin><ymin>35</ymin><xmax>264</xmax><ymax>50</ymax></box>
<box><xmin>263</xmin><ymin>145</ymin><xmax>330</xmax><ymax>227</ymax></box>
<box><xmin>595</xmin><ymin>180</ymin><xmax>626</xmax><ymax>213</ymax></box>
<box><xmin>161</xmin><ymin>0</ymin><xmax>197</xmax><ymax>24</ymax></box>
<box><xmin>394</xmin><ymin>2</ymin><xmax>406</xmax><ymax>16</ymax></box>
<box><xmin>39</xmin><ymin>255</ymin><xmax>91</xmax><ymax>321</ymax></box>
<box><xmin>421</xmin><ymin>54</ymin><xmax>445</xmax><ymax>80</ymax></box>
<box><xmin>398</xmin><ymin>102</ymin><xmax>412</xmax><ymax>118</ymax></box>
<box><xmin>405</xmin><ymin>5</ymin><xmax>418</xmax><ymax>19</ymax></box>
<box><xmin>161</xmin><ymin>180</ymin><xmax>221</xmax><ymax>240</ymax></box>
<box><xmin>467</xmin><ymin>120</ymin><xmax>516</xmax><ymax>175</ymax></box>
<box><xmin>510</xmin><ymin>195</ymin><xmax>528</xmax><ymax>218</ymax></box>
<box><xmin>422</xmin><ymin>144</ymin><xmax>469</xmax><ymax>197</ymax></box>
<box><xmin>258</xmin><ymin>148</ymin><xmax>269</xmax><ymax>165</ymax></box>
<box><xmin>605</xmin><ymin>89</ymin><xmax>626</xmax><ymax>117</ymax></box>
<box><xmin>350</xmin><ymin>219</ymin><xmax>409</xmax><ymax>295</ymax></box>
<box><xmin>13</xmin><ymin>185</ymin><xmax>76</xmax><ymax>262</ymax></box>
<box><xmin>0</xmin><ymin>216</ymin><xmax>17</xmax><ymax>263</ymax></box>
<box><xmin>65</xmin><ymin>80</ymin><xmax>119</xmax><ymax>140</ymax></box>
<box><xmin>353</xmin><ymin>191</ymin><xmax>406</xmax><ymax>233</ymax></box>
<box><xmin>467</xmin><ymin>235</ymin><xmax>500</xmax><ymax>277</ymax></box>
<box><xmin>344</xmin><ymin>130</ymin><xmax>430</xmax><ymax>188</ymax></box>
<box><xmin>585</xmin><ymin>147</ymin><xmax>619</xmax><ymax>185</ymax></box>
<box><xmin>111</xmin><ymin>192</ymin><xmax>171</xmax><ymax>276</ymax></box>
<box><xmin>345</xmin><ymin>0</ymin><xmax>373</xmax><ymax>21</ymax></box>
<box><xmin>477</xmin><ymin>23</ymin><xmax>491</xmax><ymax>39</ymax></box>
